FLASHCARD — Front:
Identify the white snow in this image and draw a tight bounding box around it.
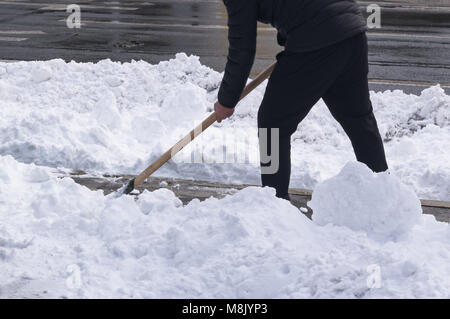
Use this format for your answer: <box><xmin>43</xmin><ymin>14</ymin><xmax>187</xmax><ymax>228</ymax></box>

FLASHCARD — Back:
<box><xmin>0</xmin><ymin>155</ymin><xmax>448</xmax><ymax>298</ymax></box>
<box><xmin>310</xmin><ymin>162</ymin><xmax>422</xmax><ymax>241</ymax></box>
<box><xmin>0</xmin><ymin>55</ymin><xmax>449</xmax><ymax>298</ymax></box>
<box><xmin>0</xmin><ymin>54</ymin><xmax>448</xmax><ymax>200</ymax></box>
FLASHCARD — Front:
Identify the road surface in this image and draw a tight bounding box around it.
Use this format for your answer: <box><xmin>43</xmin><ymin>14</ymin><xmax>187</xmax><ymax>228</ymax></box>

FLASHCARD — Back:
<box><xmin>0</xmin><ymin>0</ymin><xmax>449</xmax><ymax>94</ymax></box>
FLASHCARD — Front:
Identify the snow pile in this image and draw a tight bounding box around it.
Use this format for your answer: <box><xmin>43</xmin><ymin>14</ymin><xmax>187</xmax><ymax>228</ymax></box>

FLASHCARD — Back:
<box><xmin>0</xmin><ymin>55</ymin><xmax>449</xmax><ymax>200</ymax></box>
<box><xmin>376</xmin><ymin>86</ymin><xmax>450</xmax><ymax>140</ymax></box>
<box><xmin>0</xmin><ymin>155</ymin><xmax>449</xmax><ymax>298</ymax></box>
<box><xmin>310</xmin><ymin>162</ymin><xmax>422</xmax><ymax>241</ymax></box>
<box><xmin>0</xmin><ymin>54</ymin><xmax>221</xmax><ymax>172</ymax></box>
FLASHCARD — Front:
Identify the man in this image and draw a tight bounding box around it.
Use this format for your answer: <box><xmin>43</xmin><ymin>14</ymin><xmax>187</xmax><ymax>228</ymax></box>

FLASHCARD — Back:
<box><xmin>214</xmin><ymin>0</ymin><xmax>388</xmax><ymax>199</ymax></box>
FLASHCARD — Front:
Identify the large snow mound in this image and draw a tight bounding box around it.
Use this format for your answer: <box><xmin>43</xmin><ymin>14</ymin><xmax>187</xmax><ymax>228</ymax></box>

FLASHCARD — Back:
<box><xmin>0</xmin><ymin>55</ymin><xmax>449</xmax><ymax>200</ymax></box>
<box><xmin>0</xmin><ymin>155</ymin><xmax>449</xmax><ymax>298</ymax></box>
<box><xmin>310</xmin><ymin>162</ymin><xmax>422</xmax><ymax>241</ymax></box>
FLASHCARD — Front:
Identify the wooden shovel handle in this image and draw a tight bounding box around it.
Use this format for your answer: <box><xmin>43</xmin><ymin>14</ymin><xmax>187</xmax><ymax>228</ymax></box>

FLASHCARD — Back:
<box><xmin>134</xmin><ymin>61</ymin><xmax>277</xmax><ymax>188</ymax></box>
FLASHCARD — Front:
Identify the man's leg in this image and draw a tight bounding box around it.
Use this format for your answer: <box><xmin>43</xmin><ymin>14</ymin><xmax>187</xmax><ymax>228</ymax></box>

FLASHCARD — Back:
<box><xmin>258</xmin><ymin>43</ymin><xmax>355</xmax><ymax>198</ymax></box>
<box><xmin>323</xmin><ymin>33</ymin><xmax>388</xmax><ymax>172</ymax></box>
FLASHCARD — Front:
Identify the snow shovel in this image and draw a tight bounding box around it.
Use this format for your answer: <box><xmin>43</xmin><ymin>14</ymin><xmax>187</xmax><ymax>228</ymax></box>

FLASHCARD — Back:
<box><xmin>121</xmin><ymin>61</ymin><xmax>277</xmax><ymax>195</ymax></box>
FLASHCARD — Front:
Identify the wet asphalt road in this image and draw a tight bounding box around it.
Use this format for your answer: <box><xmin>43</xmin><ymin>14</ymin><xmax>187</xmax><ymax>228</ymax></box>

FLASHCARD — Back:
<box><xmin>0</xmin><ymin>0</ymin><xmax>449</xmax><ymax>94</ymax></box>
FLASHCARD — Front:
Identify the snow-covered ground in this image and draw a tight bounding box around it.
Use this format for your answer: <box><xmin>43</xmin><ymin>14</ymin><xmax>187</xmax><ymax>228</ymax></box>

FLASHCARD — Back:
<box><xmin>0</xmin><ymin>55</ymin><xmax>449</xmax><ymax>298</ymax></box>
<box><xmin>0</xmin><ymin>54</ymin><xmax>449</xmax><ymax>200</ymax></box>
<box><xmin>0</xmin><ymin>156</ymin><xmax>448</xmax><ymax>298</ymax></box>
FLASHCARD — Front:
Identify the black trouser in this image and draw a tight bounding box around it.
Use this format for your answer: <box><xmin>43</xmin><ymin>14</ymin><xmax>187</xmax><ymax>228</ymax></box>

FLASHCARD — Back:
<box><xmin>258</xmin><ymin>32</ymin><xmax>388</xmax><ymax>199</ymax></box>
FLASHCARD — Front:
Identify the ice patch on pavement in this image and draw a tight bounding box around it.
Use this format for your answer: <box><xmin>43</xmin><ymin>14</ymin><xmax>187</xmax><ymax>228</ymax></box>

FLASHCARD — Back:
<box><xmin>0</xmin><ymin>155</ymin><xmax>449</xmax><ymax>298</ymax></box>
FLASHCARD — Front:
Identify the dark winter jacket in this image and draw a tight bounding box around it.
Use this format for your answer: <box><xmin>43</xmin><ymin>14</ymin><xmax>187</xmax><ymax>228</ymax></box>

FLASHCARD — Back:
<box><xmin>218</xmin><ymin>0</ymin><xmax>367</xmax><ymax>109</ymax></box>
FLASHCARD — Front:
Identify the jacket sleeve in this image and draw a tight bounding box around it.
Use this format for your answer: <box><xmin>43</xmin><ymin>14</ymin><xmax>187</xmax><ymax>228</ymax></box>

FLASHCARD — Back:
<box><xmin>218</xmin><ymin>0</ymin><xmax>257</xmax><ymax>109</ymax></box>
<box><xmin>277</xmin><ymin>30</ymin><xmax>286</xmax><ymax>46</ymax></box>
